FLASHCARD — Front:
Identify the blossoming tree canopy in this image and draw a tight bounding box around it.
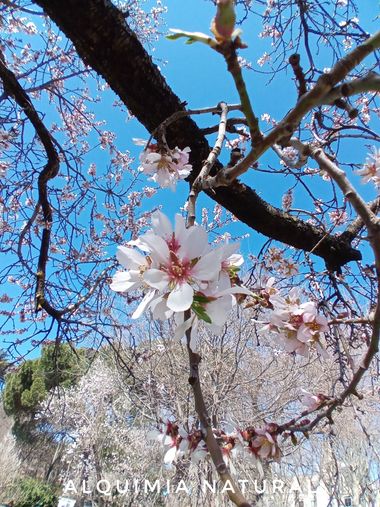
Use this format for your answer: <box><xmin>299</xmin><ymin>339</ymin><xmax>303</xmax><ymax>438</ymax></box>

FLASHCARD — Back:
<box><xmin>1</xmin><ymin>0</ymin><xmax>380</xmax><ymax>506</ymax></box>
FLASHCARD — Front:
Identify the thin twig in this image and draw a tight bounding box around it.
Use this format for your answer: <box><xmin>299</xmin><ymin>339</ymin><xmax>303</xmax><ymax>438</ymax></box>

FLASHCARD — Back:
<box><xmin>205</xmin><ymin>30</ymin><xmax>380</xmax><ymax>187</ymax></box>
<box><xmin>187</xmin><ymin>102</ymin><xmax>229</xmax><ymax>228</ymax></box>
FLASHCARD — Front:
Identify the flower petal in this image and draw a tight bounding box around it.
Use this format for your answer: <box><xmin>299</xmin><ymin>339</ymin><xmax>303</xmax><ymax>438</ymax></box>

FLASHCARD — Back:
<box><xmin>174</xmin><ymin>313</ymin><xmax>195</xmax><ymax>341</ymax></box>
<box><xmin>143</xmin><ymin>269</ymin><xmax>170</xmax><ymax>291</ymax></box>
<box><xmin>164</xmin><ymin>446</ymin><xmax>177</xmax><ymax>465</ymax></box>
<box><xmin>132</xmin><ymin>290</ymin><xmax>157</xmax><ymax>319</ymax></box>
<box><xmin>167</xmin><ymin>283</ymin><xmax>194</xmax><ymax>312</ymax></box>
<box><xmin>139</xmin><ymin>232</ymin><xmax>170</xmax><ymax>263</ymax></box>
<box><xmin>151</xmin><ymin>210</ymin><xmax>173</xmax><ymax>240</ymax></box>
<box><xmin>192</xmin><ymin>250</ymin><xmax>222</xmax><ymax>281</ymax></box>
<box><xmin>116</xmin><ymin>245</ymin><xmax>146</xmax><ymax>269</ymax></box>
<box><xmin>110</xmin><ymin>271</ymin><xmax>139</xmax><ymax>293</ymax></box>
<box><xmin>178</xmin><ymin>226</ymin><xmax>209</xmax><ymax>259</ymax></box>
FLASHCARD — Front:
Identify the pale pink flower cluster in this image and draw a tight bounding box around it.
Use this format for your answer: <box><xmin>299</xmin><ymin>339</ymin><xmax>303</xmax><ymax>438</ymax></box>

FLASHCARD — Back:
<box><xmin>257</xmin><ymin>52</ymin><xmax>270</xmax><ymax>67</ymax></box>
<box><xmin>261</xmin><ymin>113</ymin><xmax>271</xmax><ymax>123</ymax></box>
<box><xmin>225</xmin><ymin>127</ymin><xmax>250</xmax><ymax>152</ymax></box>
<box><xmin>111</xmin><ymin>211</ymin><xmax>250</xmax><ymax>348</ymax></box>
<box><xmin>247</xmin><ymin>424</ymin><xmax>281</xmax><ymax>461</ymax></box>
<box><xmin>264</xmin><ymin>249</ymin><xmax>299</xmax><ymax>277</ymax></box>
<box><xmin>261</xmin><ymin>286</ymin><xmax>329</xmax><ymax>358</ymax></box>
<box><xmin>282</xmin><ymin>189</ymin><xmax>293</xmax><ymax>211</ymax></box>
<box><xmin>0</xmin><ymin>161</ymin><xmax>10</xmax><ymax>178</ymax></box>
<box><xmin>259</xmin><ymin>24</ymin><xmax>281</xmax><ymax>39</ymax></box>
<box><xmin>329</xmin><ymin>209</ymin><xmax>348</xmax><ymax>226</ymax></box>
<box><xmin>148</xmin><ymin>421</ymin><xmax>207</xmax><ymax>467</ymax></box>
<box><xmin>356</xmin><ymin>147</ymin><xmax>380</xmax><ymax>188</ymax></box>
<box><xmin>137</xmin><ymin>141</ymin><xmax>192</xmax><ymax>190</ymax></box>
<box><xmin>237</xmin><ymin>56</ymin><xmax>253</xmax><ymax>70</ymax></box>
<box><xmin>149</xmin><ymin>421</ymin><xmax>282</xmax><ymax>468</ymax></box>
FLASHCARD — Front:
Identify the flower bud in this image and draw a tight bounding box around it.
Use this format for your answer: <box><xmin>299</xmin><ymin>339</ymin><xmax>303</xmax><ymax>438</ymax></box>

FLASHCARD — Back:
<box><xmin>210</xmin><ymin>0</ymin><xmax>236</xmax><ymax>41</ymax></box>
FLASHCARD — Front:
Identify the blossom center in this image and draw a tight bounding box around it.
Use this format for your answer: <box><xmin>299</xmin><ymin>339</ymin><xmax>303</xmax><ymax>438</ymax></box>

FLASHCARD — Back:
<box><xmin>167</xmin><ymin>234</ymin><xmax>180</xmax><ymax>253</ymax></box>
<box><xmin>306</xmin><ymin>320</ymin><xmax>323</xmax><ymax>333</ymax></box>
<box><xmin>289</xmin><ymin>314</ymin><xmax>303</xmax><ymax>328</ymax></box>
<box><xmin>166</xmin><ymin>253</ymin><xmax>192</xmax><ymax>283</ymax></box>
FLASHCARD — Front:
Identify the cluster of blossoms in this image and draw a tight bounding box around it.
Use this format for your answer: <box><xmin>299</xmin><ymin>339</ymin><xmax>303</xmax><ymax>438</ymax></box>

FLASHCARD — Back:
<box><xmin>356</xmin><ymin>147</ymin><xmax>380</xmax><ymax>189</ymax></box>
<box><xmin>149</xmin><ymin>420</ymin><xmax>281</xmax><ymax>469</ymax></box>
<box><xmin>135</xmin><ymin>139</ymin><xmax>192</xmax><ymax>190</ymax></box>
<box><xmin>257</xmin><ymin>52</ymin><xmax>270</xmax><ymax>67</ymax></box>
<box><xmin>329</xmin><ymin>209</ymin><xmax>348</xmax><ymax>226</ymax></box>
<box><xmin>255</xmin><ymin>279</ymin><xmax>329</xmax><ymax>358</ymax></box>
<box><xmin>263</xmin><ymin>247</ymin><xmax>299</xmax><ymax>277</ymax></box>
<box><xmin>111</xmin><ymin>211</ymin><xmax>251</xmax><ymax>349</ymax></box>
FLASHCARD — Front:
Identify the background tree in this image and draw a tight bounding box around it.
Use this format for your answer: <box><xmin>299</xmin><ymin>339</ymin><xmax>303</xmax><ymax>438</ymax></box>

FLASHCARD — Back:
<box><xmin>0</xmin><ymin>348</ymin><xmax>9</xmax><ymax>385</ymax></box>
<box><xmin>31</xmin><ymin>311</ymin><xmax>380</xmax><ymax>506</ymax></box>
<box><xmin>0</xmin><ymin>402</ymin><xmax>20</xmax><ymax>503</ymax></box>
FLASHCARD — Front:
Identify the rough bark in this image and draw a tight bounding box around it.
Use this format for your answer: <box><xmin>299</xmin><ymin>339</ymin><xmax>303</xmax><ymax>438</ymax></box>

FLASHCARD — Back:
<box><xmin>32</xmin><ymin>0</ymin><xmax>361</xmax><ymax>270</ymax></box>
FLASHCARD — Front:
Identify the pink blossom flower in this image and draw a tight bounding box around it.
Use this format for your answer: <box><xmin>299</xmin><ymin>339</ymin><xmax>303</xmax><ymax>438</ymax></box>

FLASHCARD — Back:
<box><xmin>138</xmin><ymin>143</ymin><xmax>192</xmax><ymax>190</ymax></box>
<box><xmin>356</xmin><ymin>147</ymin><xmax>380</xmax><ymax>188</ymax></box>
<box><xmin>257</xmin><ymin>52</ymin><xmax>270</xmax><ymax>67</ymax></box>
<box><xmin>250</xmin><ymin>425</ymin><xmax>281</xmax><ymax>461</ymax></box>
<box><xmin>262</xmin><ymin>290</ymin><xmax>329</xmax><ymax>358</ymax></box>
<box><xmin>297</xmin><ymin>302</ymin><xmax>329</xmax><ymax>344</ymax></box>
<box><xmin>329</xmin><ymin>209</ymin><xmax>348</xmax><ymax>226</ymax></box>
<box><xmin>300</xmin><ymin>389</ymin><xmax>327</xmax><ymax>411</ymax></box>
<box><xmin>148</xmin><ymin>421</ymin><xmax>179</xmax><ymax>466</ymax></box>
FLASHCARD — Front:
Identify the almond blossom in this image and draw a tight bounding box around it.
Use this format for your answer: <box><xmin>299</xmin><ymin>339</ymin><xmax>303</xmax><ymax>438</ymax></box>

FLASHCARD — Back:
<box><xmin>148</xmin><ymin>420</ymin><xmax>207</xmax><ymax>466</ymax></box>
<box><xmin>250</xmin><ymin>425</ymin><xmax>281</xmax><ymax>461</ymax></box>
<box><xmin>356</xmin><ymin>147</ymin><xmax>380</xmax><ymax>188</ymax></box>
<box><xmin>240</xmin><ymin>424</ymin><xmax>281</xmax><ymax>463</ymax></box>
<box><xmin>260</xmin><ymin>287</ymin><xmax>329</xmax><ymax>358</ymax></box>
<box><xmin>137</xmin><ymin>141</ymin><xmax>192</xmax><ymax>190</ymax></box>
<box><xmin>111</xmin><ymin>211</ymin><xmax>251</xmax><ymax>342</ymax></box>
<box><xmin>149</xmin><ymin>421</ymin><xmax>283</xmax><ymax>470</ymax></box>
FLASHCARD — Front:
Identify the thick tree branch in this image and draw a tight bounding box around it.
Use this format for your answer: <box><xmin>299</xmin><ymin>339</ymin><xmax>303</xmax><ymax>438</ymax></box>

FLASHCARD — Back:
<box><xmin>211</xmin><ymin>30</ymin><xmax>380</xmax><ymax>184</ymax></box>
<box><xmin>322</xmin><ymin>72</ymin><xmax>380</xmax><ymax>105</ymax></box>
<box><xmin>32</xmin><ymin>0</ymin><xmax>362</xmax><ymax>270</ymax></box>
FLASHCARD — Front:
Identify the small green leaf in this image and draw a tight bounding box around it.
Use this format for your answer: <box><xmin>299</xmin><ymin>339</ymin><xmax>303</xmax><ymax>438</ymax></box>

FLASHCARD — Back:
<box><xmin>192</xmin><ymin>304</ymin><xmax>212</xmax><ymax>324</ymax></box>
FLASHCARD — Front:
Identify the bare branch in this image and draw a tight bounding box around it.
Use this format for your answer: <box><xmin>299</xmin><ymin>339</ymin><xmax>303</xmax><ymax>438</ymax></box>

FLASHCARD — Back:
<box><xmin>0</xmin><ymin>50</ymin><xmax>60</xmax><ymax>319</ymax></box>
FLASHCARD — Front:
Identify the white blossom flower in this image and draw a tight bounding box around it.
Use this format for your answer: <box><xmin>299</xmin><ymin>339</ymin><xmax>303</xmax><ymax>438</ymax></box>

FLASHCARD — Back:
<box><xmin>250</xmin><ymin>425</ymin><xmax>281</xmax><ymax>461</ymax></box>
<box><xmin>261</xmin><ymin>288</ymin><xmax>329</xmax><ymax>358</ymax></box>
<box><xmin>111</xmin><ymin>211</ymin><xmax>250</xmax><ymax>348</ymax></box>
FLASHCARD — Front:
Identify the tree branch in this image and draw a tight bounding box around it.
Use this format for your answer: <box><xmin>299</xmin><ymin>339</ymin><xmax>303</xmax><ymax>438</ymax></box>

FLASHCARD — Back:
<box><xmin>0</xmin><ymin>50</ymin><xmax>61</xmax><ymax>319</ymax></box>
<box><xmin>186</xmin><ymin>327</ymin><xmax>253</xmax><ymax>507</ymax></box>
<box><xmin>278</xmin><ymin>145</ymin><xmax>380</xmax><ymax>435</ymax></box>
